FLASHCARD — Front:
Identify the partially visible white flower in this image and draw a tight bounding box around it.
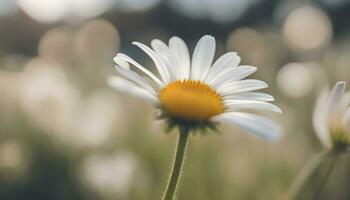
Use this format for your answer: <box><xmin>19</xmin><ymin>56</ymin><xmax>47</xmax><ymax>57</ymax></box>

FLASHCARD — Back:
<box><xmin>313</xmin><ymin>81</ymin><xmax>350</xmax><ymax>150</ymax></box>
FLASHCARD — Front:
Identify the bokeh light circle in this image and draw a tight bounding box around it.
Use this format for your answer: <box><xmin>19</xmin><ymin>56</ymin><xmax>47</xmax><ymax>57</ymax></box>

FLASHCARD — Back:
<box><xmin>18</xmin><ymin>0</ymin><xmax>68</xmax><ymax>23</ymax></box>
<box><xmin>276</xmin><ymin>62</ymin><xmax>315</xmax><ymax>98</ymax></box>
<box><xmin>283</xmin><ymin>6</ymin><xmax>332</xmax><ymax>51</ymax></box>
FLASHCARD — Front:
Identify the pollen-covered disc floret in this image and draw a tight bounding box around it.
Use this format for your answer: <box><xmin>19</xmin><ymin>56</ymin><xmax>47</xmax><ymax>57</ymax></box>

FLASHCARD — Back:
<box><xmin>109</xmin><ymin>35</ymin><xmax>282</xmax><ymax>139</ymax></box>
<box><xmin>159</xmin><ymin>80</ymin><xmax>224</xmax><ymax>121</ymax></box>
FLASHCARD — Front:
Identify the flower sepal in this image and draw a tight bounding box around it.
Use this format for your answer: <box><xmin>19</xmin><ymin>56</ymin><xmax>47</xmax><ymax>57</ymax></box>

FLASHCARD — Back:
<box><xmin>156</xmin><ymin>109</ymin><xmax>219</xmax><ymax>134</ymax></box>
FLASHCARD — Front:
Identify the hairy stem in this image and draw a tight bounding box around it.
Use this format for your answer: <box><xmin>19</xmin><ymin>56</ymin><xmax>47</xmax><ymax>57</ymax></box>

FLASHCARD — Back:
<box><xmin>162</xmin><ymin>128</ymin><xmax>190</xmax><ymax>200</ymax></box>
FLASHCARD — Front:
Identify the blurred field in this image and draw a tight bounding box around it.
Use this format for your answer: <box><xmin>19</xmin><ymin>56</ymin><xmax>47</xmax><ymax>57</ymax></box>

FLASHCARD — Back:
<box><xmin>1</xmin><ymin>0</ymin><xmax>350</xmax><ymax>200</ymax></box>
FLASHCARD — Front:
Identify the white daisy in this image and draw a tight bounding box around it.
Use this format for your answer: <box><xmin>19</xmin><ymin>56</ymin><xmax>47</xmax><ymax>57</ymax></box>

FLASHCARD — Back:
<box><xmin>313</xmin><ymin>81</ymin><xmax>350</xmax><ymax>150</ymax></box>
<box><xmin>108</xmin><ymin>35</ymin><xmax>282</xmax><ymax>140</ymax></box>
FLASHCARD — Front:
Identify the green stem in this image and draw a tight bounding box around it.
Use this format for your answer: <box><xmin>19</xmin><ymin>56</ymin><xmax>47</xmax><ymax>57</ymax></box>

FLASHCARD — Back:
<box><xmin>162</xmin><ymin>128</ymin><xmax>190</xmax><ymax>200</ymax></box>
<box><xmin>313</xmin><ymin>153</ymin><xmax>339</xmax><ymax>199</ymax></box>
<box><xmin>285</xmin><ymin>151</ymin><xmax>339</xmax><ymax>200</ymax></box>
<box><xmin>285</xmin><ymin>152</ymin><xmax>326</xmax><ymax>200</ymax></box>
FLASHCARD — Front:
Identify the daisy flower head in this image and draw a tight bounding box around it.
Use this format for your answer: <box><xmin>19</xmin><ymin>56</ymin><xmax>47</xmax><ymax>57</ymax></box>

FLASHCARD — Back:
<box><xmin>108</xmin><ymin>35</ymin><xmax>282</xmax><ymax>140</ymax></box>
<box><xmin>313</xmin><ymin>81</ymin><xmax>350</xmax><ymax>151</ymax></box>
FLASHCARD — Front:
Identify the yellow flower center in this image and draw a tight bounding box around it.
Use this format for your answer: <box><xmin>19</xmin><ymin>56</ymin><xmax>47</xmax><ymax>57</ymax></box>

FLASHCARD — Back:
<box><xmin>159</xmin><ymin>80</ymin><xmax>224</xmax><ymax>121</ymax></box>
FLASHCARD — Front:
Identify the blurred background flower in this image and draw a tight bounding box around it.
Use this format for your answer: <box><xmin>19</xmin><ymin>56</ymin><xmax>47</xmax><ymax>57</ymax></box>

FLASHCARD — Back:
<box><xmin>80</xmin><ymin>151</ymin><xmax>144</xmax><ymax>199</ymax></box>
<box><xmin>1</xmin><ymin>0</ymin><xmax>350</xmax><ymax>199</ymax></box>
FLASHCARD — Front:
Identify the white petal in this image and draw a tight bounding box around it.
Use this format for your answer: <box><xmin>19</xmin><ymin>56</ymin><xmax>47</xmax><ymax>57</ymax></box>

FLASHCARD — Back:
<box><xmin>115</xmin><ymin>53</ymin><xmax>164</xmax><ymax>87</ymax></box>
<box><xmin>325</xmin><ymin>81</ymin><xmax>346</xmax><ymax>116</ymax></box>
<box><xmin>131</xmin><ymin>42</ymin><xmax>171</xmax><ymax>84</ymax></box>
<box><xmin>339</xmin><ymin>91</ymin><xmax>350</xmax><ymax>113</ymax></box>
<box><xmin>210</xmin><ymin>66</ymin><xmax>257</xmax><ymax>89</ymax></box>
<box><xmin>313</xmin><ymin>87</ymin><xmax>332</xmax><ymax>149</ymax></box>
<box><xmin>114</xmin><ymin>57</ymin><xmax>130</xmax><ymax>69</ymax></box>
<box><xmin>150</xmin><ymin>39</ymin><xmax>178</xmax><ymax>81</ymax></box>
<box><xmin>224</xmin><ymin>100</ymin><xmax>282</xmax><ymax>113</ymax></box>
<box><xmin>223</xmin><ymin>92</ymin><xmax>274</xmax><ymax>102</ymax></box>
<box><xmin>342</xmin><ymin>107</ymin><xmax>350</xmax><ymax>132</ymax></box>
<box><xmin>169</xmin><ymin>36</ymin><xmax>190</xmax><ymax>79</ymax></box>
<box><xmin>212</xmin><ymin>112</ymin><xmax>282</xmax><ymax>140</ymax></box>
<box><xmin>191</xmin><ymin>35</ymin><xmax>216</xmax><ymax>80</ymax></box>
<box><xmin>205</xmin><ymin>52</ymin><xmax>241</xmax><ymax>83</ymax></box>
<box><xmin>218</xmin><ymin>79</ymin><xmax>268</xmax><ymax>96</ymax></box>
<box><xmin>114</xmin><ymin>65</ymin><xmax>157</xmax><ymax>95</ymax></box>
<box><xmin>108</xmin><ymin>77</ymin><xmax>159</xmax><ymax>106</ymax></box>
